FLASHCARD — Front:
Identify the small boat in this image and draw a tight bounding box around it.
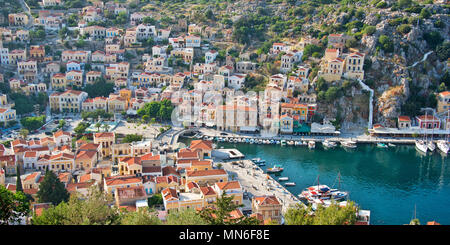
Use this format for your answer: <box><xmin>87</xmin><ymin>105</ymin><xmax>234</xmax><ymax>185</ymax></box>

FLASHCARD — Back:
<box><xmin>322</xmin><ymin>139</ymin><xmax>337</xmax><ymax>148</ymax></box>
<box><xmin>287</xmin><ymin>140</ymin><xmax>295</xmax><ymax>146</ymax></box>
<box><xmin>281</xmin><ymin>140</ymin><xmax>287</xmax><ymax>146</ymax></box>
<box><xmin>388</xmin><ymin>143</ymin><xmax>396</xmax><ymax>147</ymax></box>
<box><xmin>377</xmin><ymin>142</ymin><xmax>388</xmax><ymax>148</ymax></box>
<box><xmin>294</xmin><ymin>141</ymin><xmax>301</xmax><ymax>146</ymax></box>
<box><xmin>278</xmin><ymin>177</ymin><xmax>289</xmax><ymax>181</ymax></box>
<box><xmin>276</xmin><ymin>140</ymin><xmax>280</xmax><ymax>144</ymax></box>
<box><xmin>249</xmin><ymin>139</ymin><xmax>254</xmax><ymax>144</ymax></box>
<box><xmin>285</xmin><ymin>182</ymin><xmax>296</xmax><ymax>186</ymax></box>
<box><xmin>427</xmin><ymin>141</ymin><xmax>436</xmax><ymax>152</ymax></box>
<box><xmin>267</xmin><ymin>165</ymin><xmax>284</xmax><ymax>173</ymax></box>
<box><xmin>415</xmin><ymin>140</ymin><xmax>428</xmax><ymax>154</ymax></box>
<box><xmin>308</xmin><ymin>141</ymin><xmax>315</xmax><ymax>149</ymax></box>
<box><xmin>341</xmin><ymin>140</ymin><xmax>357</xmax><ymax>148</ymax></box>
<box><xmin>437</xmin><ymin>140</ymin><xmax>449</xmax><ymax>154</ymax></box>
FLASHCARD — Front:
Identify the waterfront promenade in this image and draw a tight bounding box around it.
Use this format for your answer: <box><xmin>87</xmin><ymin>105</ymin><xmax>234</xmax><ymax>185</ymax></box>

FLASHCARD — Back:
<box><xmin>220</xmin><ymin>159</ymin><xmax>304</xmax><ymax>213</ymax></box>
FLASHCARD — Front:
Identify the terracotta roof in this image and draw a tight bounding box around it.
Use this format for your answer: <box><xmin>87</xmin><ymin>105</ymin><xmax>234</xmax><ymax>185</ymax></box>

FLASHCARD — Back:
<box><xmin>215</xmin><ymin>181</ymin><xmax>241</xmax><ymax>190</ymax></box>
<box><xmin>79</xmin><ymin>143</ymin><xmax>100</xmax><ymax>151</ymax></box>
<box><xmin>24</xmin><ymin>151</ymin><xmax>37</xmax><ymax>158</ymax></box>
<box><xmin>105</xmin><ymin>176</ymin><xmax>142</xmax><ymax>186</ymax></box>
<box><xmin>66</xmin><ymin>182</ymin><xmax>95</xmax><ymax>192</ymax></box>
<box><xmin>186</xmin><ymin>169</ymin><xmax>227</xmax><ymax>177</ymax></box>
<box><xmin>94</xmin><ymin>132</ymin><xmax>115</xmax><ymax>138</ymax></box>
<box><xmin>190</xmin><ymin>140</ymin><xmax>213</xmax><ymax>151</ymax></box>
<box><xmin>200</xmin><ymin>186</ymin><xmax>216</xmax><ymax>196</ymax></box>
<box><xmin>76</xmin><ymin>150</ymin><xmax>97</xmax><ymax>160</ymax></box>
<box><xmin>142</xmin><ymin>166</ymin><xmax>161</xmax><ymax>174</ymax></box>
<box><xmin>398</xmin><ymin>116</ymin><xmax>411</xmax><ymax>122</ymax></box>
<box><xmin>253</xmin><ymin>195</ymin><xmax>281</xmax><ymax>206</ymax></box>
<box><xmin>53</xmin><ymin>130</ymin><xmax>71</xmax><ymax>138</ymax></box>
<box><xmin>141</xmin><ymin>153</ymin><xmax>160</xmax><ymax>161</ymax></box>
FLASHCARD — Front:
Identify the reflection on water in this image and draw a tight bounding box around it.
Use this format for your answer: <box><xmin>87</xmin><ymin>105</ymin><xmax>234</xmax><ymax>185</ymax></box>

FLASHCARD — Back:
<box><xmin>180</xmin><ymin>137</ymin><xmax>450</xmax><ymax>224</ymax></box>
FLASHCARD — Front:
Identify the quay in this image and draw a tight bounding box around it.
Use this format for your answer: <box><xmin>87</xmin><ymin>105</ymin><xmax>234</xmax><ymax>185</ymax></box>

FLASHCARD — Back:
<box><xmin>220</xmin><ymin>159</ymin><xmax>304</xmax><ymax>213</ymax></box>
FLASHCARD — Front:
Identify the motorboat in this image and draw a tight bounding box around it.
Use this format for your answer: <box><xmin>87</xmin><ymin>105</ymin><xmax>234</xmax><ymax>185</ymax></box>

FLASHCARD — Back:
<box><xmin>341</xmin><ymin>140</ymin><xmax>357</xmax><ymax>148</ymax></box>
<box><xmin>249</xmin><ymin>139</ymin><xmax>255</xmax><ymax>144</ymax></box>
<box><xmin>287</xmin><ymin>140</ymin><xmax>295</xmax><ymax>146</ymax></box>
<box><xmin>427</xmin><ymin>141</ymin><xmax>436</xmax><ymax>152</ymax></box>
<box><xmin>294</xmin><ymin>141</ymin><xmax>302</xmax><ymax>146</ymax></box>
<box><xmin>437</xmin><ymin>140</ymin><xmax>449</xmax><ymax>154</ymax></box>
<box><xmin>267</xmin><ymin>165</ymin><xmax>284</xmax><ymax>173</ymax></box>
<box><xmin>388</xmin><ymin>143</ymin><xmax>396</xmax><ymax>147</ymax></box>
<box><xmin>302</xmin><ymin>141</ymin><xmax>308</xmax><ymax>146</ymax></box>
<box><xmin>278</xmin><ymin>177</ymin><xmax>289</xmax><ymax>181</ymax></box>
<box><xmin>276</xmin><ymin>140</ymin><xmax>281</xmax><ymax>144</ymax></box>
<box><xmin>281</xmin><ymin>140</ymin><xmax>287</xmax><ymax>146</ymax></box>
<box><xmin>377</xmin><ymin>142</ymin><xmax>388</xmax><ymax>148</ymax></box>
<box><xmin>322</xmin><ymin>139</ymin><xmax>337</xmax><ymax>148</ymax></box>
<box><xmin>285</xmin><ymin>182</ymin><xmax>296</xmax><ymax>186</ymax></box>
<box><xmin>415</xmin><ymin>140</ymin><xmax>428</xmax><ymax>154</ymax></box>
<box><xmin>308</xmin><ymin>141</ymin><xmax>315</xmax><ymax>149</ymax></box>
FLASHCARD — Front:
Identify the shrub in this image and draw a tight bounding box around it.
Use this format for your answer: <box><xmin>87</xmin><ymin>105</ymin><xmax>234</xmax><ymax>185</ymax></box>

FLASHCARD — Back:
<box><xmin>363</xmin><ymin>26</ymin><xmax>376</xmax><ymax>35</ymax></box>
<box><xmin>396</xmin><ymin>24</ymin><xmax>411</xmax><ymax>35</ymax></box>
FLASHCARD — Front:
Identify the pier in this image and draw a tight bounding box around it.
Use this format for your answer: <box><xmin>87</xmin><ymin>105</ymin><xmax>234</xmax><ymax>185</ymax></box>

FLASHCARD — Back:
<box><xmin>221</xmin><ymin>159</ymin><xmax>304</xmax><ymax>213</ymax></box>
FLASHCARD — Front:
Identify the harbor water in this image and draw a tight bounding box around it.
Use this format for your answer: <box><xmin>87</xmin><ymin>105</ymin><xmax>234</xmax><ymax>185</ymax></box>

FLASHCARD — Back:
<box><xmin>181</xmin><ymin>137</ymin><xmax>450</xmax><ymax>225</ymax></box>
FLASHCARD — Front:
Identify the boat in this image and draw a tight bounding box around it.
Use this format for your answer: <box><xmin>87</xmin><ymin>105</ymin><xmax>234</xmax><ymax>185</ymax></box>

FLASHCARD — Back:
<box><xmin>302</xmin><ymin>141</ymin><xmax>308</xmax><ymax>146</ymax></box>
<box><xmin>285</xmin><ymin>182</ymin><xmax>296</xmax><ymax>186</ymax></box>
<box><xmin>308</xmin><ymin>141</ymin><xmax>315</xmax><ymax>149</ymax></box>
<box><xmin>281</xmin><ymin>140</ymin><xmax>287</xmax><ymax>146</ymax></box>
<box><xmin>267</xmin><ymin>165</ymin><xmax>284</xmax><ymax>173</ymax></box>
<box><xmin>287</xmin><ymin>140</ymin><xmax>295</xmax><ymax>146</ymax></box>
<box><xmin>299</xmin><ymin>174</ymin><xmax>349</xmax><ymax>205</ymax></box>
<box><xmin>437</xmin><ymin>140</ymin><xmax>449</xmax><ymax>154</ymax></box>
<box><xmin>341</xmin><ymin>140</ymin><xmax>357</xmax><ymax>148</ymax></box>
<box><xmin>249</xmin><ymin>139</ymin><xmax>254</xmax><ymax>144</ymax></box>
<box><xmin>294</xmin><ymin>141</ymin><xmax>302</xmax><ymax>146</ymax></box>
<box><xmin>388</xmin><ymin>143</ymin><xmax>396</xmax><ymax>147</ymax></box>
<box><xmin>427</xmin><ymin>141</ymin><xmax>436</xmax><ymax>152</ymax></box>
<box><xmin>322</xmin><ymin>139</ymin><xmax>337</xmax><ymax>148</ymax></box>
<box><xmin>377</xmin><ymin>142</ymin><xmax>388</xmax><ymax>148</ymax></box>
<box><xmin>415</xmin><ymin>140</ymin><xmax>428</xmax><ymax>154</ymax></box>
<box><xmin>276</xmin><ymin>140</ymin><xmax>280</xmax><ymax>144</ymax></box>
<box><xmin>278</xmin><ymin>177</ymin><xmax>289</xmax><ymax>181</ymax></box>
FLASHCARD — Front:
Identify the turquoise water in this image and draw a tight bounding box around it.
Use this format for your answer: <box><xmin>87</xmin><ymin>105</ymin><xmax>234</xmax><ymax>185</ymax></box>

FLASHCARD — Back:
<box><xmin>181</xmin><ymin>138</ymin><xmax>450</xmax><ymax>225</ymax></box>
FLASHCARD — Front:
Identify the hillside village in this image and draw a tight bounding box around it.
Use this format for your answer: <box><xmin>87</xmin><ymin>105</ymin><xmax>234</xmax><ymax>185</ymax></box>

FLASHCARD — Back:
<box><xmin>0</xmin><ymin>0</ymin><xmax>449</xmax><ymax>225</ymax></box>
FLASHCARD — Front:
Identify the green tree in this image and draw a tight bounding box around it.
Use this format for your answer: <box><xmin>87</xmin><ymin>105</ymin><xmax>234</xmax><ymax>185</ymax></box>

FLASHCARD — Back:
<box><xmin>33</xmin><ymin>186</ymin><xmax>120</xmax><ymax>225</ymax></box>
<box><xmin>166</xmin><ymin>208</ymin><xmax>208</xmax><ymax>225</ymax></box>
<box><xmin>0</xmin><ymin>185</ymin><xmax>30</xmax><ymax>225</ymax></box>
<box><xmin>16</xmin><ymin>166</ymin><xmax>23</xmax><ymax>192</ymax></box>
<box><xmin>378</xmin><ymin>35</ymin><xmax>394</xmax><ymax>53</ymax></box>
<box><xmin>20</xmin><ymin>115</ymin><xmax>46</xmax><ymax>131</ymax></box>
<box><xmin>83</xmin><ymin>77</ymin><xmax>114</xmax><ymax>98</ymax></box>
<box><xmin>122</xmin><ymin>134</ymin><xmax>143</xmax><ymax>143</ymax></box>
<box><xmin>58</xmin><ymin>119</ymin><xmax>66</xmax><ymax>129</ymax></box>
<box><xmin>19</xmin><ymin>128</ymin><xmax>29</xmax><ymax>139</ymax></box>
<box><xmin>119</xmin><ymin>208</ymin><xmax>162</xmax><ymax>225</ymax></box>
<box><xmin>37</xmin><ymin>170</ymin><xmax>70</xmax><ymax>206</ymax></box>
<box><xmin>198</xmin><ymin>193</ymin><xmax>260</xmax><ymax>225</ymax></box>
<box><xmin>285</xmin><ymin>202</ymin><xmax>357</xmax><ymax>225</ymax></box>
<box><xmin>396</xmin><ymin>24</ymin><xmax>411</xmax><ymax>35</ymax></box>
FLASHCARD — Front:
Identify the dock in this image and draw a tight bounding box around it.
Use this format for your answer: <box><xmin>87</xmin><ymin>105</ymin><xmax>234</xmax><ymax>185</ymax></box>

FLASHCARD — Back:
<box><xmin>221</xmin><ymin>159</ymin><xmax>304</xmax><ymax>214</ymax></box>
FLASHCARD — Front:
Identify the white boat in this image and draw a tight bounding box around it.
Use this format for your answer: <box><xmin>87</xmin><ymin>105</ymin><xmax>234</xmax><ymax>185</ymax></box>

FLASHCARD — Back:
<box><xmin>294</xmin><ymin>141</ymin><xmax>302</xmax><ymax>146</ymax></box>
<box><xmin>427</xmin><ymin>141</ymin><xmax>436</xmax><ymax>152</ymax></box>
<box><xmin>287</xmin><ymin>140</ymin><xmax>295</xmax><ymax>146</ymax></box>
<box><xmin>280</xmin><ymin>140</ymin><xmax>287</xmax><ymax>146</ymax></box>
<box><xmin>308</xmin><ymin>141</ymin><xmax>315</xmax><ymax>149</ymax></box>
<box><xmin>437</xmin><ymin>140</ymin><xmax>449</xmax><ymax>154</ymax></box>
<box><xmin>322</xmin><ymin>139</ymin><xmax>337</xmax><ymax>148</ymax></box>
<box><xmin>278</xmin><ymin>177</ymin><xmax>289</xmax><ymax>181</ymax></box>
<box><xmin>285</xmin><ymin>182</ymin><xmax>296</xmax><ymax>186</ymax></box>
<box><xmin>415</xmin><ymin>140</ymin><xmax>428</xmax><ymax>154</ymax></box>
<box><xmin>302</xmin><ymin>141</ymin><xmax>308</xmax><ymax>146</ymax></box>
<box><xmin>341</xmin><ymin>140</ymin><xmax>357</xmax><ymax>148</ymax></box>
<box><xmin>388</xmin><ymin>143</ymin><xmax>396</xmax><ymax>147</ymax></box>
<box><xmin>267</xmin><ymin>165</ymin><xmax>284</xmax><ymax>173</ymax></box>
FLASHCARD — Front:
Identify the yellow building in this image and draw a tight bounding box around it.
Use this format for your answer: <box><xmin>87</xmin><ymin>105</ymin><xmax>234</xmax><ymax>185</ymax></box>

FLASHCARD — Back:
<box><xmin>50</xmin><ymin>90</ymin><xmax>88</xmax><ymax>113</ymax></box>
<box><xmin>94</xmin><ymin>132</ymin><xmax>115</xmax><ymax>158</ymax></box>
<box><xmin>437</xmin><ymin>91</ymin><xmax>450</xmax><ymax>113</ymax></box>
<box><xmin>51</xmin><ymin>73</ymin><xmax>67</xmax><ymax>90</ymax></box>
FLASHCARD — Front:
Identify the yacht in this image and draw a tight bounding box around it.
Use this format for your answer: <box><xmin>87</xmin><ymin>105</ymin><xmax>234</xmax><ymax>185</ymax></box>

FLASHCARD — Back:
<box><xmin>278</xmin><ymin>177</ymin><xmax>289</xmax><ymax>181</ymax></box>
<box><xmin>341</xmin><ymin>140</ymin><xmax>357</xmax><ymax>148</ymax></box>
<box><xmin>308</xmin><ymin>141</ymin><xmax>316</xmax><ymax>149</ymax></box>
<box><xmin>427</xmin><ymin>141</ymin><xmax>436</xmax><ymax>152</ymax></box>
<box><xmin>415</xmin><ymin>140</ymin><xmax>428</xmax><ymax>154</ymax></box>
<box><xmin>267</xmin><ymin>165</ymin><xmax>284</xmax><ymax>173</ymax></box>
<box><xmin>322</xmin><ymin>139</ymin><xmax>337</xmax><ymax>148</ymax></box>
<box><xmin>437</xmin><ymin>140</ymin><xmax>449</xmax><ymax>154</ymax></box>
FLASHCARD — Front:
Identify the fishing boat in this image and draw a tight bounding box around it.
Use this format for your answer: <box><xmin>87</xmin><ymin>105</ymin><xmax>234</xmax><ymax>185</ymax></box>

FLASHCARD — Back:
<box><xmin>377</xmin><ymin>142</ymin><xmax>388</xmax><ymax>148</ymax></box>
<box><xmin>299</xmin><ymin>174</ymin><xmax>349</xmax><ymax>204</ymax></box>
<box><xmin>341</xmin><ymin>140</ymin><xmax>357</xmax><ymax>148</ymax></box>
<box><xmin>388</xmin><ymin>143</ymin><xmax>396</xmax><ymax>147</ymax></box>
<box><xmin>415</xmin><ymin>140</ymin><xmax>428</xmax><ymax>154</ymax></box>
<box><xmin>285</xmin><ymin>182</ymin><xmax>296</xmax><ymax>186</ymax></box>
<box><xmin>278</xmin><ymin>177</ymin><xmax>289</xmax><ymax>181</ymax></box>
<box><xmin>322</xmin><ymin>139</ymin><xmax>337</xmax><ymax>148</ymax></box>
<box><xmin>308</xmin><ymin>141</ymin><xmax>315</xmax><ymax>149</ymax></box>
<box><xmin>267</xmin><ymin>165</ymin><xmax>284</xmax><ymax>173</ymax></box>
